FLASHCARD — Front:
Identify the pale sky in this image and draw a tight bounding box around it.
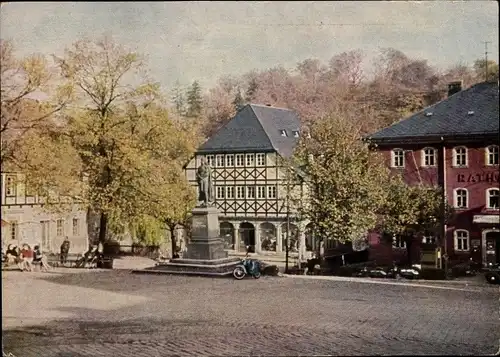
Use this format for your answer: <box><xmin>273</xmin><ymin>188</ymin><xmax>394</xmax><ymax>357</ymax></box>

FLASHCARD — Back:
<box><xmin>1</xmin><ymin>1</ymin><xmax>498</xmax><ymax>92</ymax></box>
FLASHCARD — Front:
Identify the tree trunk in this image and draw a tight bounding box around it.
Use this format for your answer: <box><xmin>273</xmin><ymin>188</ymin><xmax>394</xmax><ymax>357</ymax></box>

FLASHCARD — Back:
<box><xmin>98</xmin><ymin>212</ymin><xmax>108</xmax><ymax>244</ymax></box>
<box><xmin>166</xmin><ymin>222</ymin><xmax>178</xmax><ymax>258</ymax></box>
<box><xmin>405</xmin><ymin>235</ymin><xmax>413</xmax><ymax>267</ymax></box>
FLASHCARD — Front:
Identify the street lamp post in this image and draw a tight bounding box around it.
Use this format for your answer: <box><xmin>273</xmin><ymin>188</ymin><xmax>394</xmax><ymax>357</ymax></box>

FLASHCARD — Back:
<box><xmin>285</xmin><ymin>178</ymin><xmax>290</xmax><ymax>274</ymax></box>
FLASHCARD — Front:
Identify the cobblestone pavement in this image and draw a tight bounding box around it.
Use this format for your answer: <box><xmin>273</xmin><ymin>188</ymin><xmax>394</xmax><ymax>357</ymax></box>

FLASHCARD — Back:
<box><xmin>2</xmin><ymin>269</ymin><xmax>499</xmax><ymax>356</ymax></box>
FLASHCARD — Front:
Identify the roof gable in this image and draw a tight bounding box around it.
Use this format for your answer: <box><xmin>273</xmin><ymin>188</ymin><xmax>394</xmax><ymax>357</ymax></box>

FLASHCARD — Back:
<box><xmin>197</xmin><ymin>105</ymin><xmax>274</xmax><ymax>153</ymax></box>
<box><xmin>367</xmin><ymin>81</ymin><xmax>499</xmax><ymax>142</ymax></box>
<box><xmin>250</xmin><ymin>104</ymin><xmax>301</xmax><ymax>157</ymax></box>
<box><xmin>197</xmin><ymin>104</ymin><xmax>301</xmax><ymax>157</ymax></box>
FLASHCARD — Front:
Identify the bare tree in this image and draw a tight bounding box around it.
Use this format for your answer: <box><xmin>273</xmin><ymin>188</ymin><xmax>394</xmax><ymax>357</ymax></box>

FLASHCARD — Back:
<box><xmin>328</xmin><ymin>50</ymin><xmax>365</xmax><ymax>87</ymax></box>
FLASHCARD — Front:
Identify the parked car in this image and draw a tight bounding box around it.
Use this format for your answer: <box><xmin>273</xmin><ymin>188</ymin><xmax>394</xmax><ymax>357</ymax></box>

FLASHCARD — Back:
<box><xmin>484</xmin><ymin>263</ymin><xmax>500</xmax><ymax>284</ymax></box>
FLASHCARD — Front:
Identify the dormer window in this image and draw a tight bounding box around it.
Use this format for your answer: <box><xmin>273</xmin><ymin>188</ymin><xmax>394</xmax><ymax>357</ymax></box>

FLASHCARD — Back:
<box><xmin>293</xmin><ymin>130</ymin><xmax>300</xmax><ymax>138</ymax></box>
<box><xmin>280</xmin><ymin>130</ymin><xmax>287</xmax><ymax>137</ymax></box>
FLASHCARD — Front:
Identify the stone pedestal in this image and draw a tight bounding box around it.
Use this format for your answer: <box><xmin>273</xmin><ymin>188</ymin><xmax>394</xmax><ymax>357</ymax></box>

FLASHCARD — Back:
<box><xmin>134</xmin><ymin>205</ymin><xmax>239</xmax><ymax>277</ymax></box>
<box><xmin>183</xmin><ymin>206</ymin><xmax>228</xmax><ymax>260</ymax></box>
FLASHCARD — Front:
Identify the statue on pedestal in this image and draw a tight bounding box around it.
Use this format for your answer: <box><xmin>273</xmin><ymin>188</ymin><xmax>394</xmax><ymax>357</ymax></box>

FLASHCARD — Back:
<box><xmin>196</xmin><ymin>158</ymin><xmax>214</xmax><ymax>207</ymax></box>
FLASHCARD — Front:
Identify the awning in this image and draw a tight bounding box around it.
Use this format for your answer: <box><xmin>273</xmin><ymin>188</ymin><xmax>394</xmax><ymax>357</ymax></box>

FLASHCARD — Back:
<box><xmin>473</xmin><ymin>215</ymin><xmax>500</xmax><ymax>224</ymax></box>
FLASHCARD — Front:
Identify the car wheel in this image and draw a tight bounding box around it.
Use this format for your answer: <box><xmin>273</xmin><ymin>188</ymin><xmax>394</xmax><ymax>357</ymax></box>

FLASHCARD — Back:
<box><xmin>486</xmin><ymin>273</ymin><xmax>500</xmax><ymax>284</ymax></box>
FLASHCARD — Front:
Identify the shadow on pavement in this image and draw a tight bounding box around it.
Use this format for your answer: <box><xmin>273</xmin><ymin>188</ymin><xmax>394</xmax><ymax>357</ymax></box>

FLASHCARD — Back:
<box><xmin>35</xmin><ymin>269</ymin><xmax>200</xmax><ymax>294</ymax></box>
<box><xmin>3</xmin><ymin>304</ymin><xmax>213</xmax><ymax>352</ymax></box>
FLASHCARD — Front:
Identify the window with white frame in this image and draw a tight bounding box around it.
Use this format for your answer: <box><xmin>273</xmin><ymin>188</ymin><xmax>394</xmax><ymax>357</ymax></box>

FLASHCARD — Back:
<box><xmin>267</xmin><ymin>185</ymin><xmax>277</xmax><ymax>199</ymax></box>
<box><xmin>216</xmin><ymin>155</ymin><xmax>224</xmax><ymax>167</ymax></box>
<box><xmin>226</xmin><ymin>186</ymin><xmax>234</xmax><ymax>199</ymax></box>
<box><xmin>246</xmin><ymin>154</ymin><xmax>254</xmax><ymax>166</ymax></box>
<box><xmin>5</xmin><ymin>175</ymin><xmax>16</xmax><ymax>197</ymax></box>
<box><xmin>392</xmin><ymin>235</ymin><xmax>406</xmax><ymax>249</ymax></box>
<box><xmin>56</xmin><ymin>219</ymin><xmax>64</xmax><ymax>237</ymax></box>
<box><xmin>205</xmin><ymin>155</ymin><xmax>214</xmax><ymax>166</ymax></box>
<box><xmin>236</xmin><ymin>186</ymin><xmax>245</xmax><ymax>199</ymax></box>
<box><xmin>256</xmin><ymin>153</ymin><xmax>266</xmax><ymax>166</ymax></box>
<box><xmin>226</xmin><ymin>155</ymin><xmax>234</xmax><ymax>167</ymax></box>
<box><xmin>391</xmin><ymin>149</ymin><xmax>405</xmax><ymax>168</ymax></box>
<box><xmin>216</xmin><ymin>186</ymin><xmax>225</xmax><ymax>199</ymax></box>
<box><xmin>422</xmin><ymin>147</ymin><xmax>436</xmax><ymax>167</ymax></box>
<box><xmin>257</xmin><ymin>186</ymin><xmax>266</xmax><ymax>199</ymax></box>
<box><xmin>10</xmin><ymin>221</ymin><xmax>18</xmax><ymax>240</ymax></box>
<box><xmin>454</xmin><ymin>230</ymin><xmax>469</xmax><ymax>251</ymax></box>
<box><xmin>421</xmin><ymin>235</ymin><xmax>437</xmax><ymax>244</ymax></box>
<box><xmin>72</xmin><ymin>218</ymin><xmax>79</xmax><ymax>236</ymax></box>
<box><xmin>454</xmin><ymin>188</ymin><xmax>468</xmax><ymax>209</ymax></box>
<box><xmin>247</xmin><ymin>186</ymin><xmax>255</xmax><ymax>199</ymax></box>
<box><xmin>235</xmin><ymin>154</ymin><xmax>244</xmax><ymax>167</ymax></box>
<box><xmin>486</xmin><ymin>145</ymin><xmax>499</xmax><ymax>166</ymax></box>
<box><xmin>487</xmin><ymin>188</ymin><xmax>499</xmax><ymax>209</ymax></box>
<box><xmin>453</xmin><ymin>146</ymin><xmax>468</xmax><ymax>167</ymax></box>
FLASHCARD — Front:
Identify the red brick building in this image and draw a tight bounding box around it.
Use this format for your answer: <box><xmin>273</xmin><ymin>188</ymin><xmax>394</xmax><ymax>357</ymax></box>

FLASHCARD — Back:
<box><xmin>366</xmin><ymin>81</ymin><xmax>499</xmax><ymax>268</ymax></box>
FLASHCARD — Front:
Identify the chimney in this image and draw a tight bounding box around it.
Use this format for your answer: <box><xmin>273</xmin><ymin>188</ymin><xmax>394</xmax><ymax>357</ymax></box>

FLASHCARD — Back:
<box><xmin>447</xmin><ymin>81</ymin><xmax>462</xmax><ymax>97</ymax></box>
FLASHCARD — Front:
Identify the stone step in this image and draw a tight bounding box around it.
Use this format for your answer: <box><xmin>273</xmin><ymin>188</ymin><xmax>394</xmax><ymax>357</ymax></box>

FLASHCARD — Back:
<box><xmin>133</xmin><ymin>257</ymin><xmax>240</xmax><ymax>277</ymax></box>
<box><xmin>132</xmin><ymin>269</ymin><xmax>233</xmax><ymax>277</ymax></box>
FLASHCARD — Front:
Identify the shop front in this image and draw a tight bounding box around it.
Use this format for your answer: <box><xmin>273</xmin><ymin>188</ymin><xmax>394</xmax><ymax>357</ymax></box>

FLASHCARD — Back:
<box><xmin>473</xmin><ymin>215</ymin><xmax>500</xmax><ymax>267</ymax></box>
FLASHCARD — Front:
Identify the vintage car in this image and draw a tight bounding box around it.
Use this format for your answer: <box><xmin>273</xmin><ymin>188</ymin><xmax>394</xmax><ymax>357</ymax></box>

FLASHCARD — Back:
<box><xmin>484</xmin><ymin>263</ymin><xmax>500</xmax><ymax>284</ymax></box>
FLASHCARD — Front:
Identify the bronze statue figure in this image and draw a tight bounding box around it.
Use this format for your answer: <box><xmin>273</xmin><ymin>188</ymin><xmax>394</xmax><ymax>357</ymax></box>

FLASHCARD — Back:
<box><xmin>196</xmin><ymin>158</ymin><xmax>214</xmax><ymax>206</ymax></box>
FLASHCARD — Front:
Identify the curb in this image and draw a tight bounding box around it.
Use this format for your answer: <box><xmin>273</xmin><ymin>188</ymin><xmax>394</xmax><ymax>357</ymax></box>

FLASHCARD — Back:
<box><xmin>282</xmin><ymin>274</ymin><xmax>493</xmax><ymax>290</ymax></box>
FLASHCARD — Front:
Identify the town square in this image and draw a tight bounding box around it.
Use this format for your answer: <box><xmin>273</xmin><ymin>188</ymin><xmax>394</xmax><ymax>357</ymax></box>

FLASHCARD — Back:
<box><xmin>2</xmin><ymin>268</ymin><xmax>499</xmax><ymax>356</ymax></box>
<box><xmin>1</xmin><ymin>2</ymin><xmax>499</xmax><ymax>356</ymax></box>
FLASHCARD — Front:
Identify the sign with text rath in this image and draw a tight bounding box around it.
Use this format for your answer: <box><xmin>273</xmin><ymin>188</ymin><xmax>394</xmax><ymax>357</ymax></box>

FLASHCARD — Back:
<box><xmin>457</xmin><ymin>172</ymin><xmax>499</xmax><ymax>184</ymax></box>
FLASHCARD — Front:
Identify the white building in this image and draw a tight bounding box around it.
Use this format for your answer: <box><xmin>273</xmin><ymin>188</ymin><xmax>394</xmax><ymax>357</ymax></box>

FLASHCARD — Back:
<box><xmin>184</xmin><ymin>104</ymin><xmax>319</xmax><ymax>258</ymax></box>
<box><xmin>1</xmin><ymin>172</ymin><xmax>89</xmax><ymax>254</ymax></box>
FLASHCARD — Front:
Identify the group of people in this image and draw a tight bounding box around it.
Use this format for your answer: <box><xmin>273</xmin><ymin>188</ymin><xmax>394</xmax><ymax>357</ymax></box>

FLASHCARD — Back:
<box><xmin>2</xmin><ymin>237</ymin><xmax>104</xmax><ymax>271</ymax></box>
<box><xmin>3</xmin><ymin>243</ymin><xmax>52</xmax><ymax>272</ymax></box>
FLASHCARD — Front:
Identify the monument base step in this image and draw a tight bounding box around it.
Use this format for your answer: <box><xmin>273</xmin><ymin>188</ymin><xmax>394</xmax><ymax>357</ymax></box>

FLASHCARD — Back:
<box><xmin>132</xmin><ymin>257</ymin><xmax>241</xmax><ymax>277</ymax></box>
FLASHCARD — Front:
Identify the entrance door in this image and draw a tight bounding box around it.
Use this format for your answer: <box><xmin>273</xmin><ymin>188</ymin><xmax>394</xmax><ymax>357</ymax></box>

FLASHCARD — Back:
<box><xmin>239</xmin><ymin>222</ymin><xmax>255</xmax><ymax>253</ymax></box>
<box><xmin>485</xmin><ymin>231</ymin><xmax>500</xmax><ymax>265</ymax></box>
<box><xmin>40</xmin><ymin>220</ymin><xmax>50</xmax><ymax>252</ymax></box>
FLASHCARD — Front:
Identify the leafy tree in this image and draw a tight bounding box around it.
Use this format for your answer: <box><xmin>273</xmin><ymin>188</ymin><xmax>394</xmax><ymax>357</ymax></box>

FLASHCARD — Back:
<box><xmin>0</xmin><ymin>40</ymin><xmax>72</xmax><ymax>168</ymax></box>
<box><xmin>171</xmin><ymin>80</ymin><xmax>186</xmax><ymax>116</ymax></box>
<box><xmin>245</xmin><ymin>76</ymin><xmax>258</xmax><ymax>103</ymax></box>
<box><xmin>379</xmin><ymin>175</ymin><xmax>454</xmax><ymax>266</ymax></box>
<box><xmin>232</xmin><ymin>89</ymin><xmax>245</xmax><ymax>112</ymax></box>
<box><xmin>186</xmin><ymin>80</ymin><xmax>203</xmax><ymax>117</ymax></box>
<box><xmin>473</xmin><ymin>59</ymin><xmax>499</xmax><ymax>82</ymax></box>
<box><xmin>202</xmin><ymin>86</ymin><xmax>237</xmax><ymax>137</ymax></box>
<box><xmin>292</xmin><ymin>114</ymin><xmax>389</xmax><ymax>259</ymax></box>
<box><xmin>127</xmin><ymin>214</ymin><xmax>165</xmax><ymax>246</ymax></box>
<box><xmin>33</xmin><ymin>36</ymin><xmax>197</xmax><ymax>245</ymax></box>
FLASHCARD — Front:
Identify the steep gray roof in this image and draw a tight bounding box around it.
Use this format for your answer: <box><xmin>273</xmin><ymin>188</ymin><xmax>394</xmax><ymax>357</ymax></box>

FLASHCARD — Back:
<box><xmin>366</xmin><ymin>81</ymin><xmax>499</xmax><ymax>142</ymax></box>
<box><xmin>197</xmin><ymin>104</ymin><xmax>301</xmax><ymax>157</ymax></box>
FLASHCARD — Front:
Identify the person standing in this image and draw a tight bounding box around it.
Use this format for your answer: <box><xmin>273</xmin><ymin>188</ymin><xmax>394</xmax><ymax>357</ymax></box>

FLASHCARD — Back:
<box><xmin>60</xmin><ymin>237</ymin><xmax>70</xmax><ymax>266</ymax></box>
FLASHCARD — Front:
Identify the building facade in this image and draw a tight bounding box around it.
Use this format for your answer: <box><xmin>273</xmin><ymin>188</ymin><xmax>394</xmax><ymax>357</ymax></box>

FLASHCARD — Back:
<box><xmin>1</xmin><ymin>172</ymin><xmax>89</xmax><ymax>254</ymax></box>
<box><xmin>184</xmin><ymin>104</ymin><xmax>317</xmax><ymax>257</ymax></box>
<box><xmin>367</xmin><ymin>81</ymin><xmax>500</xmax><ymax>267</ymax></box>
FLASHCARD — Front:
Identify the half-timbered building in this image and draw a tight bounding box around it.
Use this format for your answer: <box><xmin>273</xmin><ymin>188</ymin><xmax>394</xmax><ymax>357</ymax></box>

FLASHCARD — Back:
<box><xmin>184</xmin><ymin>104</ymin><xmax>314</xmax><ymax>256</ymax></box>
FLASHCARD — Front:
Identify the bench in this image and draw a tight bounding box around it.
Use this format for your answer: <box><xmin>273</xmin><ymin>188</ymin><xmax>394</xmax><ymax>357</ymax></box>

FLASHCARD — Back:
<box><xmin>46</xmin><ymin>254</ymin><xmax>82</xmax><ymax>268</ymax></box>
